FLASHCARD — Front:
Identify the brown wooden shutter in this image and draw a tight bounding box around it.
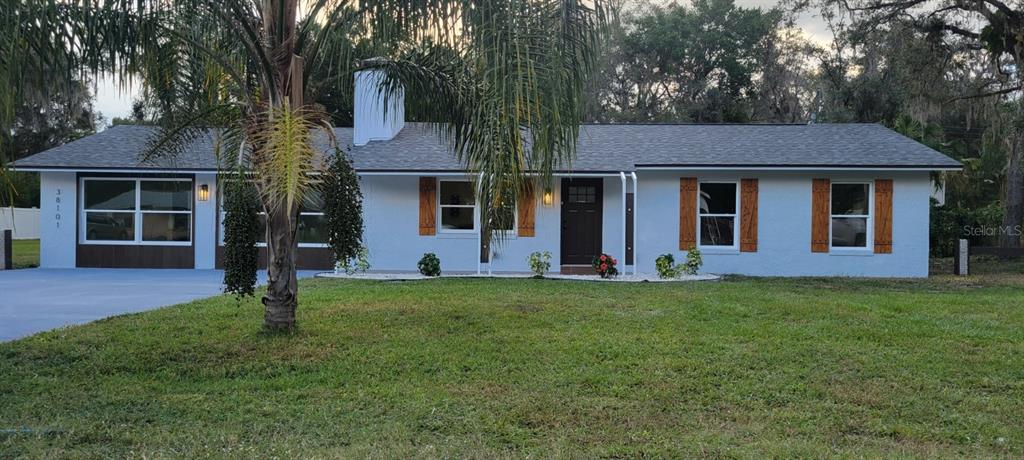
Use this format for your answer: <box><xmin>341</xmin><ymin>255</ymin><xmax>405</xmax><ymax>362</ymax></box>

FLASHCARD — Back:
<box><xmin>740</xmin><ymin>178</ymin><xmax>759</xmax><ymax>252</ymax></box>
<box><xmin>517</xmin><ymin>183</ymin><xmax>536</xmax><ymax>237</ymax></box>
<box><xmin>874</xmin><ymin>179</ymin><xmax>893</xmax><ymax>254</ymax></box>
<box><xmin>811</xmin><ymin>178</ymin><xmax>830</xmax><ymax>253</ymax></box>
<box><xmin>418</xmin><ymin>177</ymin><xmax>436</xmax><ymax>235</ymax></box>
<box><xmin>679</xmin><ymin>177</ymin><xmax>698</xmax><ymax>250</ymax></box>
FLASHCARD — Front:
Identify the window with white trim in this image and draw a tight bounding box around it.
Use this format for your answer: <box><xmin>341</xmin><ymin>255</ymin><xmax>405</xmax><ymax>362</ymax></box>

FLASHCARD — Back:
<box><xmin>217</xmin><ymin>186</ymin><xmax>328</xmax><ymax>247</ymax></box>
<box><xmin>831</xmin><ymin>182</ymin><xmax>871</xmax><ymax>248</ymax></box>
<box><xmin>698</xmin><ymin>182</ymin><xmax>738</xmax><ymax>248</ymax></box>
<box><xmin>439</xmin><ymin>180</ymin><xmax>476</xmax><ymax>232</ymax></box>
<box><xmin>81</xmin><ymin>178</ymin><xmax>192</xmax><ymax>244</ymax></box>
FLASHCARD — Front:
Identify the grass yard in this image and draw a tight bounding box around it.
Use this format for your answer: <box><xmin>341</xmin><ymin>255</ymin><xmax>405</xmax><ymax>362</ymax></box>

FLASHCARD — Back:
<box><xmin>1</xmin><ymin>273</ymin><xmax>1023</xmax><ymax>457</ymax></box>
<box><xmin>10</xmin><ymin>239</ymin><xmax>39</xmax><ymax>269</ymax></box>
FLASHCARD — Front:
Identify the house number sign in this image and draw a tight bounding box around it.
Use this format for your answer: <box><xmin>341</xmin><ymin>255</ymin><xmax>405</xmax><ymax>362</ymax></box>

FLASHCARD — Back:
<box><xmin>55</xmin><ymin>188</ymin><xmax>62</xmax><ymax>228</ymax></box>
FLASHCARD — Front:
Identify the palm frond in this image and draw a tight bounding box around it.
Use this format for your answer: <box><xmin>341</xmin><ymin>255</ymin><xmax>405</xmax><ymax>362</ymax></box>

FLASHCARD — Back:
<box><xmin>250</xmin><ymin>103</ymin><xmax>330</xmax><ymax>216</ymax></box>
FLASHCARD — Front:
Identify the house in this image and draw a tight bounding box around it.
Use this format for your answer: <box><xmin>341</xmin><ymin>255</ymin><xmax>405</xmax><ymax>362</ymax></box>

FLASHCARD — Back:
<box><xmin>14</xmin><ymin>71</ymin><xmax>962</xmax><ymax>277</ymax></box>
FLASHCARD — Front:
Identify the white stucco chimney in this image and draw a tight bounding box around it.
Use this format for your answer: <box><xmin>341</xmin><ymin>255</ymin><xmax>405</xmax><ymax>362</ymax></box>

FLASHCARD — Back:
<box><xmin>353</xmin><ymin>69</ymin><xmax>405</xmax><ymax>146</ymax></box>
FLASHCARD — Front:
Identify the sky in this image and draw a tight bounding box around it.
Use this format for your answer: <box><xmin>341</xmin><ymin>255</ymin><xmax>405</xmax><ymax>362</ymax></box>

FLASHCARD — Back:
<box><xmin>90</xmin><ymin>0</ymin><xmax>832</xmax><ymax>124</ymax></box>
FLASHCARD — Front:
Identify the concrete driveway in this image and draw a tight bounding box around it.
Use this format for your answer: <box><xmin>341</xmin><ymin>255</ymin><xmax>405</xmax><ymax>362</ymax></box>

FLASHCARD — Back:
<box><xmin>0</xmin><ymin>269</ymin><xmax>319</xmax><ymax>342</ymax></box>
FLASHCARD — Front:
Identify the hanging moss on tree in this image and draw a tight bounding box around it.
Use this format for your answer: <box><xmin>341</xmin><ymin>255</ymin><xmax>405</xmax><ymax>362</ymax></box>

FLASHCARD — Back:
<box><xmin>222</xmin><ymin>179</ymin><xmax>260</xmax><ymax>299</ymax></box>
<box><xmin>322</xmin><ymin>149</ymin><xmax>364</xmax><ymax>266</ymax></box>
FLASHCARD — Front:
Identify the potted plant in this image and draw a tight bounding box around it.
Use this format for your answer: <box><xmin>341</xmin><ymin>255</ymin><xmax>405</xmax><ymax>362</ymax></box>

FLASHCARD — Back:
<box><xmin>592</xmin><ymin>253</ymin><xmax>619</xmax><ymax>278</ymax></box>
<box><xmin>527</xmin><ymin>251</ymin><xmax>552</xmax><ymax>278</ymax></box>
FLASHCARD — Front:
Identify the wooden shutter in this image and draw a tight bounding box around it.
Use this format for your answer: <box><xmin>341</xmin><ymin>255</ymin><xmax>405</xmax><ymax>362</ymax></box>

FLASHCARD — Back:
<box><xmin>740</xmin><ymin>178</ymin><xmax>759</xmax><ymax>252</ymax></box>
<box><xmin>517</xmin><ymin>183</ymin><xmax>536</xmax><ymax>237</ymax></box>
<box><xmin>811</xmin><ymin>178</ymin><xmax>830</xmax><ymax>253</ymax></box>
<box><xmin>418</xmin><ymin>177</ymin><xmax>436</xmax><ymax>235</ymax></box>
<box><xmin>874</xmin><ymin>179</ymin><xmax>893</xmax><ymax>254</ymax></box>
<box><xmin>679</xmin><ymin>177</ymin><xmax>698</xmax><ymax>250</ymax></box>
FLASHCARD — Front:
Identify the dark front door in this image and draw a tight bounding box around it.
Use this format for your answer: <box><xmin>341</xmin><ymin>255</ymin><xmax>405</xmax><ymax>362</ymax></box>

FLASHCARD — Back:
<box><xmin>561</xmin><ymin>178</ymin><xmax>603</xmax><ymax>265</ymax></box>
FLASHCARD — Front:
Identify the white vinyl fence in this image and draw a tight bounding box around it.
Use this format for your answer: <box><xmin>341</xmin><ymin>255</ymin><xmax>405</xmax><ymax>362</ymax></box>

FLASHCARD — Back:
<box><xmin>0</xmin><ymin>207</ymin><xmax>40</xmax><ymax>239</ymax></box>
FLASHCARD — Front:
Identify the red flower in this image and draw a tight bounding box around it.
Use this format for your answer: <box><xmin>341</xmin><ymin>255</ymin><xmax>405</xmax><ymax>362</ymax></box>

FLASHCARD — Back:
<box><xmin>600</xmin><ymin>255</ymin><xmax>607</xmax><ymax>261</ymax></box>
<box><xmin>600</xmin><ymin>263</ymin><xmax>608</xmax><ymax>270</ymax></box>
<box><xmin>612</xmin><ymin>258</ymin><xmax>617</xmax><ymax>265</ymax></box>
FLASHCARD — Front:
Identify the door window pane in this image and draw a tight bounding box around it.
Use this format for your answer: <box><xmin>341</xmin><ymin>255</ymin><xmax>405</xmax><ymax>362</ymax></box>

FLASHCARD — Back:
<box><xmin>84</xmin><ymin>180</ymin><xmax>136</xmax><ymax>210</ymax></box>
<box><xmin>832</xmin><ymin>184</ymin><xmax>869</xmax><ymax>215</ymax></box>
<box><xmin>700</xmin><ymin>216</ymin><xmax>735</xmax><ymax>246</ymax></box>
<box><xmin>142</xmin><ymin>214</ymin><xmax>191</xmax><ymax>242</ymax></box>
<box><xmin>832</xmin><ymin>217</ymin><xmax>867</xmax><ymax>247</ymax></box>
<box><xmin>568</xmin><ymin>186</ymin><xmax>596</xmax><ymax>203</ymax></box>
<box><xmin>85</xmin><ymin>212</ymin><xmax>135</xmax><ymax>241</ymax></box>
<box><xmin>141</xmin><ymin>181</ymin><xmax>192</xmax><ymax>211</ymax></box>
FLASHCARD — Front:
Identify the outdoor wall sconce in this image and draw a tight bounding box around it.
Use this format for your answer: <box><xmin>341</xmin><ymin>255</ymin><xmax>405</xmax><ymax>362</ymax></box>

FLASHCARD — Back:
<box><xmin>198</xmin><ymin>184</ymin><xmax>210</xmax><ymax>202</ymax></box>
<box><xmin>542</xmin><ymin>189</ymin><xmax>554</xmax><ymax>207</ymax></box>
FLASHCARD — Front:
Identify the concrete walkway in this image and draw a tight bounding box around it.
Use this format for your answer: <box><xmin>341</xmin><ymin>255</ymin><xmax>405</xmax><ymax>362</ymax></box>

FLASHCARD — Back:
<box><xmin>0</xmin><ymin>269</ymin><xmax>318</xmax><ymax>342</ymax></box>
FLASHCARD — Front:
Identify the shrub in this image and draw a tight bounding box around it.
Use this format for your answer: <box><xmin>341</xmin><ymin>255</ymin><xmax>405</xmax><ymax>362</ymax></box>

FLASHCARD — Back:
<box><xmin>655</xmin><ymin>249</ymin><xmax>703</xmax><ymax>278</ymax></box>
<box><xmin>417</xmin><ymin>253</ymin><xmax>441</xmax><ymax>277</ymax></box>
<box><xmin>655</xmin><ymin>253</ymin><xmax>679</xmax><ymax>279</ymax></box>
<box><xmin>222</xmin><ymin>180</ymin><xmax>260</xmax><ymax>299</ymax></box>
<box><xmin>335</xmin><ymin>246</ymin><xmax>371</xmax><ymax>275</ymax></box>
<box><xmin>527</xmin><ymin>251</ymin><xmax>552</xmax><ymax>278</ymax></box>
<box><xmin>592</xmin><ymin>253</ymin><xmax>619</xmax><ymax>278</ymax></box>
<box><xmin>322</xmin><ymin>149</ymin><xmax>364</xmax><ymax>265</ymax></box>
<box><xmin>929</xmin><ymin>199</ymin><xmax>1003</xmax><ymax>256</ymax></box>
<box><xmin>682</xmin><ymin>247</ymin><xmax>703</xmax><ymax>275</ymax></box>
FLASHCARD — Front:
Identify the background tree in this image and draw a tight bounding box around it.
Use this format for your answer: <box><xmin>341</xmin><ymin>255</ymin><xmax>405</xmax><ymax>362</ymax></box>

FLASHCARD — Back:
<box><xmin>587</xmin><ymin>0</ymin><xmax>781</xmax><ymax>122</ymax></box>
<box><xmin>0</xmin><ymin>77</ymin><xmax>98</xmax><ymax>208</ymax></box>
<box><xmin>798</xmin><ymin>0</ymin><xmax>1023</xmax><ymax>248</ymax></box>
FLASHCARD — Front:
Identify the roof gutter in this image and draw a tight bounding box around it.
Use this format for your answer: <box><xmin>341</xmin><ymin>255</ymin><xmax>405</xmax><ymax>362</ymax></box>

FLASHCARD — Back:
<box><xmin>635</xmin><ymin>165</ymin><xmax>962</xmax><ymax>172</ymax></box>
<box><xmin>12</xmin><ymin>167</ymin><xmax>219</xmax><ymax>174</ymax></box>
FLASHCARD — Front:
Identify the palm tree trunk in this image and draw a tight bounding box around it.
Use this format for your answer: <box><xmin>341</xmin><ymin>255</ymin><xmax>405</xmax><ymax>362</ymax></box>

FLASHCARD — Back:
<box><xmin>262</xmin><ymin>202</ymin><xmax>299</xmax><ymax>330</ymax></box>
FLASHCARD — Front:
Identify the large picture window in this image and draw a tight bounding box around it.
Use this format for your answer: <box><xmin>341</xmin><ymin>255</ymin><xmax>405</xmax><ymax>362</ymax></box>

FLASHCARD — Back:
<box><xmin>831</xmin><ymin>183</ymin><xmax>871</xmax><ymax>248</ymax></box>
<box><xmin>218</xmin><ymin>186</ymin><xmax>329</xmax><ymax>247</ymax></box>
<box><xmin>439</xmin><ymin>181</ymin><xmax>476</xmax><ymax>232</ymax></box>
<box><xmin>81</xmin><ymin>178</ymin><xmax>192</xmax><ymax>245</ymax></box>
<box><xmin>698</xmin><ymin>182</ymin><xmax>738</xmax><ymax>248</ymax></box>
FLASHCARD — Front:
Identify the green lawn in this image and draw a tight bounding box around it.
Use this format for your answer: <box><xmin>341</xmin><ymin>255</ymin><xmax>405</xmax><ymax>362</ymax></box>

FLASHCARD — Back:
<box><xmin>1</xmin><ymin>274</ymin><xmax>1023</xmax><ymax>457</ymax></box>
<box><xmin>11</xmin><ymin>239</ymin><xmax>39</xmax><ymax>269</ymax></box>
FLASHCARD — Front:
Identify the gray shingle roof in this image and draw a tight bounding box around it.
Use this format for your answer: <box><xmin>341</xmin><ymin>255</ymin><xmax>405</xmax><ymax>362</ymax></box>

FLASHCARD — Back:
<box><xmin>14</xmin><ymin>122</ymin><xmax>961</xmax><ymax>172</ymax></box>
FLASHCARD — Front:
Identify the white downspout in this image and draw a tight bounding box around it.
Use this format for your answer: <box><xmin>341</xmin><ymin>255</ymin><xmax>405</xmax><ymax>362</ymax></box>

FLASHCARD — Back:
<box><xmin>631</xmin><ymin>171</ymin><xmax>638</xmax><ymax>275</ymax></box>
<box><xmin>477</xmin><ymin>173</ymin><xmax>483</xmax><ymax>275</ymax></box>
<box><xmin>620</xmin><ymin>172</ymin><xmax>627</xmax><ymax>272</ymax></box>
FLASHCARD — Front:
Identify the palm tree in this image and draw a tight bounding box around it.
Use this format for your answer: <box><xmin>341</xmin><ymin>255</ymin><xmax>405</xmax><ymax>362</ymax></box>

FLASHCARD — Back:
<box><xmin>8</xmin><ymin>0</ymin><xmax>605</xmax><ymax>330</ymax></box>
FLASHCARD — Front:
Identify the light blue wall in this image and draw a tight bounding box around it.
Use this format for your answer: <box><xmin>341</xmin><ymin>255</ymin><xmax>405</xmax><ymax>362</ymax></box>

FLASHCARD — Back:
<box><xmin>363</xmin><ymin>175</ymin><xmax>475</xmax><ymax>272</ymax></box>
<box><xmin>39</xmin><ymin>172</ymin><xmax>77</xmax><ymax>268</ymax></box>
<box><xmin>634</xmin><ymin>171</ymin><xmax>932</xmax><ymax>277</ymax></box>
<box><xmin>360</xmin><ymin>175</ymin><xmax>630</xmax><ymax>273</ymax></box>
<box><xmin>36</xmin><ymin>170</ymin><xmax>933</xmax><ymax>277</ymax></box>
<box><xmin>193</xmin><ymin>173</ymin><xmax>218</xmax><ymax>269</ymax></box>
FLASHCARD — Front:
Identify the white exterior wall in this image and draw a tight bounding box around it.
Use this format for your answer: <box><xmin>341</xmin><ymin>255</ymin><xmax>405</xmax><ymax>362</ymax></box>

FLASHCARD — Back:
<box><xmin>193</xmin><ymin>174</ymin><xmax>218</xmax><ymax>269</ymax></box>
<box><xmin>634</xmin><ymin>170</ymin><xmax>932</xmax><ymax>277</ymax></box>
<box><xmin>33</xmin><ymin>169</ymin><xmax>933</xmax><ymax>276</ymax></box>
<box><xmin>361</xmin><ymin>175</ymin><xmax>629</xmax><ymax>273</ymax></box>
<box><xmin>39</xmin><ymin>172</ymin><xmax>77</xmax><ymax>268</ymax></box>
<box><xmin>0</xmin><ymin>208</ymin><xmax>40</xmax><ymax>239</ymax></box>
